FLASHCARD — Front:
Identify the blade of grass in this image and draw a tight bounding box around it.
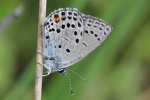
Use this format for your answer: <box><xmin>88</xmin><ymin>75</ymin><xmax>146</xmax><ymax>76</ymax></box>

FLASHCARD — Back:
<box><xmin>3</xmin><ymin>57</ymin><xmax>35</xmax><ymax>100</ymax></box>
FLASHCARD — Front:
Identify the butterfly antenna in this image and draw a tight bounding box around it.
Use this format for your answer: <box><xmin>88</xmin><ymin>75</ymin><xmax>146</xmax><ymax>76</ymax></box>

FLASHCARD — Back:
<box><xmin>66</xmin><ymin>71</ymin><xmax>74</xmax><ymax>95</ymax></box>
<box><xmin>67</xmin><ymin>68</ymin><xmax>89</xmax><ymax>83</ymax></box>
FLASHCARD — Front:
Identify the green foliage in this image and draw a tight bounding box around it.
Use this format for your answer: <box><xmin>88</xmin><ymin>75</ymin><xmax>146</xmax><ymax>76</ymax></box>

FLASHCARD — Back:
<box><xmin>0</xmin><ymin>0</ymin><xmax>150</xmax><ymax>100</ymax></box>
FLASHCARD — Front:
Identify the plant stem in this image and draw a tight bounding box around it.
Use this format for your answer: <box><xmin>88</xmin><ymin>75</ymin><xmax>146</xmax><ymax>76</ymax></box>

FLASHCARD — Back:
<box><xmin>35</xmin><ymin>0</ymin><xmax>47</xmax><ymax>100</ymax></box>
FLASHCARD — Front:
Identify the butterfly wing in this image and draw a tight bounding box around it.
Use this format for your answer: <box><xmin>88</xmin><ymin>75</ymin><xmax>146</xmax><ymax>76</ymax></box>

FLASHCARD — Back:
<box><xmin>43</xmin><ymin>8</ymin><xmax>84</xmax><ymax>65</ymax></box>
<box><xmin>59</xmin><ymin>13</ymin><xmax>112</xmax><ymax>68</ymax></box>
<box><xmin>44</xmin><ymin>8</ymin><xmax>112</xmax><ymax>69</ymax></box>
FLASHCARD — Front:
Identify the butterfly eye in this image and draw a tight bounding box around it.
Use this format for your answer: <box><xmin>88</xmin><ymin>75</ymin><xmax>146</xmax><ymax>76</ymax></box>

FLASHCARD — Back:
<box><xmin>58</xmin><ymin>68</ymin><xmax>66</xmax><ymax>75</ymax></box>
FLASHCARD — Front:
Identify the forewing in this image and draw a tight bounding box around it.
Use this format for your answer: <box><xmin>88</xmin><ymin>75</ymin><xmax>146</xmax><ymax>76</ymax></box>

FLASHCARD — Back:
<box><xmin>43</xmin><ymin>8</ymin><xmax>84</xmax><ymax>63</ymax></box>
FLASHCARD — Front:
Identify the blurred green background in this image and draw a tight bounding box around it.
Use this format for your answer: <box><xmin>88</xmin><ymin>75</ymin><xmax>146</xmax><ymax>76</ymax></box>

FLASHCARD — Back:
<box><xmin>0</xmin><ymin>0</ymin><xmax>150</xmax><ymax>100</ymax></box>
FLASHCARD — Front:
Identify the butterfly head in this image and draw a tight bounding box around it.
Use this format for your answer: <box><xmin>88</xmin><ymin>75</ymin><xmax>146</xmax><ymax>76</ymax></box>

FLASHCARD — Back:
<box><xmin>58</xmin><ymin>68</ymin><xmax>67</xmax><ymax>76</ymax></box>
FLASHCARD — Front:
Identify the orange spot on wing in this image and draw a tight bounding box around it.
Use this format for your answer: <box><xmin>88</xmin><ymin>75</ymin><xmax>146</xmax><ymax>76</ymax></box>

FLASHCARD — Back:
<box><xmin>54</xmin><ymin>17</ymin><xmax>60</xmax><ymax>23</ymax></box>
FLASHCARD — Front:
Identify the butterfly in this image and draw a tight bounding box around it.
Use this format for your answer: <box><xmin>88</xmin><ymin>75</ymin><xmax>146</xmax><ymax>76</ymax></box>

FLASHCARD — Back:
<box><xmin>43</xmin><ymin>8</ymin><xmax>112</xmax><ymax>76</ymax></box>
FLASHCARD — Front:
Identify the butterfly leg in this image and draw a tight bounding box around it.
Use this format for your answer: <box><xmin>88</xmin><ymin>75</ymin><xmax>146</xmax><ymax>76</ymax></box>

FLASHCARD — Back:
<box><xmin>36</xmin><ymin>61</ymin><xmax>43</xmax><ymax>65</ymax></box>
<box><xmin>36</xmin><ymin>50</ymin><xmax>42</xmax><ymax>54</ymax></box>
<box><xmin>36</xmin><ymin>51</ymin><xmax>49</xmax><ymax>59</ymax></box>
<box><xmin>42</xmin><ymin>64</ymin><xmax>51</xmax><ymax>76</ymax></box>
<box><xmin>36</xmin><ymin>61</ymin><xmax>51</xmax><ymax>76</ymax></box>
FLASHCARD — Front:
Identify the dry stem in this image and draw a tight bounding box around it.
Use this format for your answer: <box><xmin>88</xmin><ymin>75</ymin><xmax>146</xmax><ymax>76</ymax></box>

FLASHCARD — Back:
<box><xmin>35</xmin><ymin>0</ymin><xmax>47</xmax><ymax>100</ymax></box>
